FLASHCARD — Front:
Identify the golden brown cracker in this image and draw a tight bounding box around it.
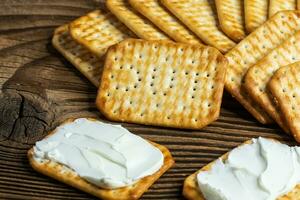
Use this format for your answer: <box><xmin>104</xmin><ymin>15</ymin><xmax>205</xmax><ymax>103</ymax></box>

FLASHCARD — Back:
<box><xmin>269</xmin><ymin>62</ymin><xmax>300</xmax><ymax>142</ymax></box>
<box><xmin>245</xmin><ymin>32</ymin><xmax>300</xmax><ymax>133</ymax></box>
<box><xmin>244</xmin><ymin>0</ymin><xmax>268</xmax><ymax>33</ymax></box>
<box><xmin>160</xmin><ymin>0</ymin><xmax>236</xmax><ymax>53</ymax></box>
<box><xmin>69</xmin><ymin>10</ymin><xmax>136</xmax><ymax>58</ymax></box>
<box><xmin>183</xmin><ymin>139</ymin><xmax>300</xmax><ymax>200</ymax></box>
<box><xmin>52</xmin><ymin>25</ymin><xmax>103</xmax><ymax>87</ymax></box>
<box><xmin>269</xmin><ymin>0</ymin><xmax>297</xmax><ymax>17</ymax></box>
<box><xmin>28</xmin><ymin>118</ymin><xmax>174</xmax><ymax>200</ymax></box>
<box><xmin>225</xmin><ymin>11</ymin><xmax>300</xmax><ymax>124</ymax></box>
<box><xmin>96</xmin><ymin>39</ymin><xmax>227</xmax><ymax>129</ymax></box>
<box><xmin>129</xmin><ymin>0</ymin><xmax>203</xmax><ymax>45</ymax></box>
<box><xmin>215</xmin><ymin>0</ymin><xmax>246</xmax><ymax>42</ymax></box>
<box><xmin>106</xmin><ymin>0</ymin><xmax>170</xmax><ymax>40</ymax></box>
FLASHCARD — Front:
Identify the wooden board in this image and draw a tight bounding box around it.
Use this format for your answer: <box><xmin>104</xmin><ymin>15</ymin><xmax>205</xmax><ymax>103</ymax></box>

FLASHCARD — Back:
<box><xmin>0</xmin><ymin>1</ymin><xmax>296</xmax><ymax>199</ymax></box>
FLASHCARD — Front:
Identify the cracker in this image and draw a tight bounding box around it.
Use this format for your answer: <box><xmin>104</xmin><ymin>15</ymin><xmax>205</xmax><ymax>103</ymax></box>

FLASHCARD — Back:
<box><xmin>160</xmin><ymin>0</ymin><xmax>236</xmax><ymax>53</ymax></box>
<box><xmin>225</xmin><ymin>11</ymin><xmax>300</xmax><ymax>124</ymax></box>
<box><xmin>269</xmin><ymin>62</ymin><xmax>300</xmax><ymax>142</ymax></box>
<box><xmin>298</xmin><ymin>0</ymin><xmax>300</xmax><ymax>10</ymax></box>
<box><xmin>128</xmin><ymin>0</ymin><xmax>203</xmax><ymax>45</ymax></box>
<box><xmin>106</xmin><ymin>0</ymin><xmax>170</xmax><ymax>40</ymax></box>
<box><xmin>269</xmin><ymin>0</ymin><xmax>296</xmax><ymax>18</ymax></box>
<box><xmin>245</xmin><ymin>31</ymin><xmax>300</xmax><ymax>133</ymax></box>
<box><xmin>215</xmin><ymin>0</ymin><xmax>246</xmax><ymax>42</ymax></box>
<box><xmin>244</xmin><ymin>0</ymin><xmax>268</xmax><ymax>33</ymax></box>
<box><xmin>183</xmin><ymin>139</ymin><xmax>300</xmax><ymax>200</ymax></box>
<box><xmin>52</xmin><ymin>24</ymin><xmax>103</xmax><ymax>87</ymax></box>
<box><xmin>183</xmin><ymin>140</ymin><xmax>300</xmax><ymax>200</ymax></box>
<box><xmin>96</xmin><ymin>39</ymin><xmax>227</xmax><ymax>129</ymax></box>
<box><xmin>28</xmin><ymin>118</ymin><xmax>175</xmax><ymax>200</ymax></box>
<box><xmin>69</xmin><ymin>10</ymin><xmax>136</xmax><ymax>58</ymax></box>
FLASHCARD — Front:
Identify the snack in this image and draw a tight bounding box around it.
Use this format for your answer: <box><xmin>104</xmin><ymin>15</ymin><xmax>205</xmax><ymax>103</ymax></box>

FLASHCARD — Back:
<box><xmin>269</xmin><ymin>0</ymin><xmax>296</xmax><ymax>17</ymax></box>
<box><xmin>269</xmin><ymin>62</ymin><xmax>300</xmax><ymax>142</ymax></box>
<box><xmin>298</xmin><ymin>0</ymin><xmax>300</xmax><ymax>9</ymax></box>
<box><xmin>160</xmin><ymin>0</ymin><xmax>236</xmax><ymax>53</ymax></box>
<box><xmin>106</xmin><ymin>0</ymin><xmax>170</xmax><ymax>40</ymax></box>
<box><xmin>69</xmin><ymin>10</ymin><xmax>136</xmax><ymax>58</ymax></box>
<box><xmin>28</xmin><ymin>118</ymin><xmax>174</xmax><ymax>200</ymax></box>
<box><xmin>225</xmin><ymin>11</ymin><xmax>300</xmax><ymax>124</ymax></box>
<box><xmin>245</xmin><ymin>31</ymin><xmax>300</xmax><ymax>132</ymax></box>
<box><xmin>183</xmin><ymin>137</ymin><xmax>300</xmax><ymax>200</ymax></box>
<box><xmin>215</xmin><ymin>0</ymin><xmax>246</xmax><ymax>42</ymax></box>
<box><xmin>244</xmin><ymin>0</ymin><xmax>268</xmax><ymax>33</ymax></box>
<box><xmin>129</xmin><ymin>0</ymin><xmax>203</xmax><ymax>45</ymax></box>
<box><xmin>52</xmin><ymin>25</ymin><xmax>103</xmax><ymax>87</ymax></box>
<box><xmin>96</xmin><ymin>39</ymin><xmax>227</xmax><ymax>129</ymax></box>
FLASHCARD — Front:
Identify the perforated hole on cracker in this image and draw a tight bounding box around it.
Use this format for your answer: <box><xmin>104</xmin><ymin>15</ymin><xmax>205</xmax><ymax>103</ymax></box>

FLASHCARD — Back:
<box><xmin>96</xmin><ymin>39</ymin><xmax>227</xmax><ymax>129</ymax></box>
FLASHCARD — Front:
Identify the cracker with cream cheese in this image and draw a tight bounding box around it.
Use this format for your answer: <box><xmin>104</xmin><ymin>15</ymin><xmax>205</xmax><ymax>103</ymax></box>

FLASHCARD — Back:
<box><xmin>183</xmin><ymin>139</ymin><xmax>300</xmax><ymax>200</ymax></box>
<box><xmin>28</xmin><ymin>118</ymin><xmax>175</xmax><ymax>200</ymax></box>
<box><xmin>96</xmin><ymin>39</ymin><xmax>227</xmax><ymax>129</ymax></box>
<box><xmin>52</xmin><ymin>24</ymin><xmax>103</xmax><ymax>87</ymax></box>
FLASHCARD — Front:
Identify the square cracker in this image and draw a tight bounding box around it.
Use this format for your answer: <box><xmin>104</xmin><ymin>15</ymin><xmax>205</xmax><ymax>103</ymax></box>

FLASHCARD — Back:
<box><xmin>244</xmin><ymin>0</ymin><xmax>268</xmax><ymax>33</ymax></box>
<box><xmin>160</xmin><ymin>0</ymin><xmax>236</xmax><ymax>53</ymax></box>
<box><xmin>269</xmin><ymin>0</ymin><xmax>296</xmax><ymax>18</ymax></box>
<box><xmin>244</xmin><ymin>31</ymin><xmax>300</xmax><ymax>133</ymax></box>
<box><xmin>52</xmin><ymin>24</ymin><xmax>103</xmax><ymax>87</ymax></box>
<box><xmin>183</xmin><ymin>139</ymin><xmax>300</xmax><ymax>200</ymax></box>
<box><xmin>106</xmin><ymin>0</ymin><xmax>170</xmax><ymax>40</ymax></box>
<box><xmin>129</xmin><ymin>0</ymin><xmax>203</xmax><ymax>45</ymax></box>
<box><xmin>69</xmin><ymin>10</ymin><xmax>136</xmax><ymax>58</ymax></box>
<box><xmin>215</xmin><ymin>0</ymin><xmax>246</xmax><ymax>42</ymax></box>
<box><xmin>269</xmin><ymin>62</ymin><xmax>300</xmax><ymax>142</ymax></box>
<box><xmin>96</xmin><ymin>39</ymin><xmax>227</xmax><ymax>129</ymax></box>
<box><xmin>225</xmin><ymin>11</ymin><xmax>300</xmax><ymax>124</ymax></box>
<box><xmin>28</xmin><ymin>118</ymin><xmax>175</xmax><ymax>200</ymax></box>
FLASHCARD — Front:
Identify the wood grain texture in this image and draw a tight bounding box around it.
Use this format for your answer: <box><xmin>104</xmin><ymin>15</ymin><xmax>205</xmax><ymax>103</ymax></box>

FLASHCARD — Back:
<box><xmin>0</xmin><ymin>1</ymin><xmax>296</xmax><ymax>200</ymax></box>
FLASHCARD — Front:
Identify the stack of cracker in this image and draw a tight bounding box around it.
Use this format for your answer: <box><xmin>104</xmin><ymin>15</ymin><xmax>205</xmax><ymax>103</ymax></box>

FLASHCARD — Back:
<box><xmin>52</xmin><ymin>1</ymin><xmax>233</xmax><ymax>131</ymax></box>
<box><xmin>52</xmin><ymin>1</ymin><xmax>300</xmax><ymax>140</ymax></box>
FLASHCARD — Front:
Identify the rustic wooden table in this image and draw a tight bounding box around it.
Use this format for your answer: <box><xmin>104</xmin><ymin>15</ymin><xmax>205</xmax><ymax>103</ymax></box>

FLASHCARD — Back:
<box><xmin>0</xmin><ymin>0</ymin><xmax>294</xmax><ymax>199</ymax></box>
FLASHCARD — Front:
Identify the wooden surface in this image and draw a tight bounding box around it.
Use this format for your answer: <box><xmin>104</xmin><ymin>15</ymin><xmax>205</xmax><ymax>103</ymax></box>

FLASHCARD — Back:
<box><xmin>0</xmin><ymin>1</ymin><xmax>295</xmax><ymax>199</ymax></box>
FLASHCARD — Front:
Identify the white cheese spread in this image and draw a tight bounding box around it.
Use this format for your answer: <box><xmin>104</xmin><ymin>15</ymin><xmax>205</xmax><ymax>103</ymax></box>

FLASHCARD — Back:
<box><xmin>33</xmin><ymin>118</ymin><xmax>164</xmax><ymax>189</ymax></box>
<box><xmin>197</xmin><ymin>137</ymin><xmax>300</xmax><ymax>200</ymax></box>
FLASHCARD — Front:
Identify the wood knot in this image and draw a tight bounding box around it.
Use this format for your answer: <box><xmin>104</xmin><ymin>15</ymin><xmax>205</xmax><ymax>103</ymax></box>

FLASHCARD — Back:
<box><xmin>0</xmin><ymin>90</ymin><xmax>56</xmax><ymax>144</ymax></box>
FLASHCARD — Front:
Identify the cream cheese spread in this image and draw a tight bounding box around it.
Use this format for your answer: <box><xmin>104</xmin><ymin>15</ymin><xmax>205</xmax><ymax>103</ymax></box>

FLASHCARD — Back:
<box><xmin>197</xmin><ymin>137</ymin><xmax>300</xmax><ymax>200</ymax></box>
<box><xmin>33</xmin><ymin>118</ymin><xmax>164</xmax><ymax>189</ymax></box>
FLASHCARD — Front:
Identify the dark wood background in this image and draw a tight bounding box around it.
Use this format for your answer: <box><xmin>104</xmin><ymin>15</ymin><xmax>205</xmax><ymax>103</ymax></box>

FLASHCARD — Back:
<box><xmin>0</xmin><ymin>0</ymin><xmax>294</xmax><ymax>199</ymax></box>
